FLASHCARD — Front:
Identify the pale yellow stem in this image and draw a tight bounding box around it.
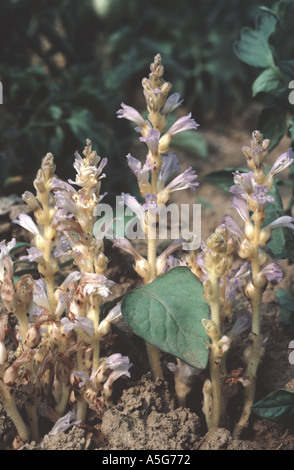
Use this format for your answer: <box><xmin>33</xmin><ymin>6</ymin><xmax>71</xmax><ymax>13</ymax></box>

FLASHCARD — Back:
<box><xmin>0</xmin><ymin>380</ymin><xmax>29</xmax><ymax>442</ymax></box>
<box><xmin>145</xmin><ymin>167</ymin><xmax>163</xmax><ymax>379</ymax></box>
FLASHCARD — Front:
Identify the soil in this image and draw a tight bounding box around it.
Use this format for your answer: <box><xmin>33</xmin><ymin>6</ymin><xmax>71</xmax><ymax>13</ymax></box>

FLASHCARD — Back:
<box><xmin>0</xmin><ymin>106</ymin><xmax>294</xmax><ymax>451</ymax></box>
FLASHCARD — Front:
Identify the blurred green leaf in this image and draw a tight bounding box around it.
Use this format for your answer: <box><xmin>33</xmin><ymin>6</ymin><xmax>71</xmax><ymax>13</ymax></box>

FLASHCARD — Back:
<box><xmin>49</xmin><ymin>105</ymin><xmax>63</xmax><ymax>121</ymax></box>
<box><xmin>233</xmin><ymin>10</ymin><xmax>276</xmax><ymax>68</ymax></box>
<box><xmin>263</xmin><ymin>179</ymin><xmax>294</xmax><ymax>260</ymax></box>
<box><xmin>252</xmin><ymin>389</ymin><xmax>294</xmax><ymax>425</ymax></box>
<box><xmin>172</xmin><ymin>131</ymin><xmax>208</xmax><ymax>159</ymax></box>
<box><xmin>252</xmin><ymin>67</ymin><xmax>287</xmax><ymax>97</ymax></box>
<box><xmin>275</xmin><ymin>288</ymin><xmax>294</xmax><ymax>330</ymax></box>
<box><xmin>258</xmin><ymin>107</ymin><xmax>287</xmax><ymax>151</ymax></box>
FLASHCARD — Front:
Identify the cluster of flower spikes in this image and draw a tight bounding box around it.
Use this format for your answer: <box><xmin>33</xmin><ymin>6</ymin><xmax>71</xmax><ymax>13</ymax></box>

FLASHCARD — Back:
<box><xmin>0</xmin><ymin>141</ymin><xmax>132</xmax><ymax>445</ymax></box>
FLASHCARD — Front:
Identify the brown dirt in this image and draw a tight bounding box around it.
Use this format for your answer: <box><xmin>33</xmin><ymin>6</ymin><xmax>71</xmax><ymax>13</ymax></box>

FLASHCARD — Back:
<box><xmin>0</xmin><ymin>107</ymin><xmax>294</xmax><ymax>451</ymax></box>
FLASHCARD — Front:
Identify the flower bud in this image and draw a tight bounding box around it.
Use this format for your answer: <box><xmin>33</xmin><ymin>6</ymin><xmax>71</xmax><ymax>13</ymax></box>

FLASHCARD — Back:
<box><xmin>262</xmin><ymin>138</ymin><xmax>270</xmax><ymax>151</ymax></box>
<box><xmin>24</xmin><ymin>326</ymin><xmax>41</xmax><ymax>348</ymax></box>
<box><xmin>244</xmin><ymin>222</ymin><xmax>255</xmax><ymax>241</ymax></box>
<box><xmin>157</xmin><ymin>188</ymin><xmax>170</xmax><ymax>206</ymax></box>
<box><xmin>33</xmin><ymin>177</ymin><xmax>46</xmax><ymax>194</ymax></box>
<box><xmin>206</xmin><ymin>233</ymin><xmax>227</xmax><ymax>254</ymax></box>
<box><xmin>259</xmin><ymin>227</ymin><xmax>271</xmax><ymax>246</ymax></box>
<box><xmin>3</xmin><ymin>365</ymin><xmax>18</xmax><ymax>386</ymax></box>
<box><xmin>135</xmin><ymin>258</ymin><xmax>151</xmax><ymax>281</ymax></box>
<box><xmin>216</xmin><ymin>335</ymin><xmax>231</xmax><ymax>355</ymax></box>
<box><xmin>202</xmin><ymin>319</ymin><xmax>219</xmax><ymax>342</ymax></box>
<box><xmin>214</xmin><ymin>257</ymin><xmax>228</xmax><ymax>277</ymax></box>
<box><xmin>52</xmin><ymin>376</ymin><xmax>63</xmax><ymax>402</ymax></box>
<box><xmin>97</xmin><ymin>319</ymin><xmax>111</xmax><ymax>338</ymax></box>
<box><xmin>0</xmin><ymin>342</ymin><xmax>7</xmax><ymax>364</ymax></box>
<box><xmin>158</xmin><ymin>133</ymin><xmax>171</xmax><ymax>154</ymax></box>
<box><xmin>244</xmin><ymin>281</ymin><xmax>257</xmax><ymax>300</ymax></box>
<box><xmin>41</xmin><ymin>153</ymin><xmax>56</xmax><ymax>182</ymax></box>
<box><xmin>203</xmin><ymin>280</ymin><xmax>213</xmax><ymax>303</ymax></box>
<box><xmin>22</xmin><ymin>191</ymin><xmax>40</xmax><ymax>211</ymax></box>
<box><xmin>56</xmin><ymin>361</ymin><xmax>71</xmax><ymax>384</ymax></box>
<box><xmin>96</xmin><ymin>253</ymin><xmax>108</xmax><ymax>274</ymax></box>
<box><xmin>238</xmin><ymin>239</ymin><xmax>253</xmax><ymax>259</ymax></box>
<box><xmin>253</xmin><ymin>273</ymin><xmax>268</xmax><ymax>290</ymax></box>
<box><xmin>35</xmin><ymin>234</ymin><xmax>45</xmax><ymax>252</ymax></box>
<box><xmin>82</xmin><ymin>347</ymin><xmax>93</xmax><ymax>369</ymax></box>
<box><xmin>257</xmin><ymin>248</ymin><xmax>267</xmax><ymax>266</ymax></box>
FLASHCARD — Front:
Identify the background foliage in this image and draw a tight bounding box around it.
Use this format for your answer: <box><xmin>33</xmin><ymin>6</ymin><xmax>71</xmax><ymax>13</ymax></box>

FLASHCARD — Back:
<box><xmin>0</xmin><ymin>0</ymin><xmax>275</xmax><ymax>197</ymax></box>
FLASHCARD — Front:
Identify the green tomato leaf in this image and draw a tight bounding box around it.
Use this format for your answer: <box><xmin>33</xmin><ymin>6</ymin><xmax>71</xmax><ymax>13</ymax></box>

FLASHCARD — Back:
<box><xmin>233</xmin><ymin>10</ymin><xmax>276</xmax><ymax>68</ymax></box>
<box><xmin>252</xmin><ymin>389</ymin><xmax>294</xmax><ymax>425</ymax></box>
<box><xmin>252</xmin><ymin>67</ymin><xmax>287</xmax><ymax>98</ymax></box>
<box><xmin>121</xmin><ymin>266</ymin><xmax>210</xmax><ymax>369</ymax></box>
<box><xmin>263</xmin><ymin>179</ymin><xmax>294</xmax><ymax>260</ymax></box>
<box><xmin>275</xmin><ymin>289</ymin><xmax>294</xmax><ymax>331</ymax></box>
<box><xmin>258</xmin><ymin>106</ymin><xmax>287</xmax><ymax>151</ymax></box>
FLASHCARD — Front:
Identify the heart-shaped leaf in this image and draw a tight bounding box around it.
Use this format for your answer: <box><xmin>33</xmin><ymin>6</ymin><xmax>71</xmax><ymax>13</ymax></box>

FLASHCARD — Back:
<box><xmin>121</xmin><ymin>266</ymin><xmax>210</xmax><ymax>369</ymax></box>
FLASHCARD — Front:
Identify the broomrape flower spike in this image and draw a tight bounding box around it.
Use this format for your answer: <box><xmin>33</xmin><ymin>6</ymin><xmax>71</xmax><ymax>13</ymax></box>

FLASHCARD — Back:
<box><xmin>116</xmin><ymin>53</ymin><xmax>200</xmax><ymax>381</ymax></box>
<box><xmin>0</xmin><ymin>138</ymin><xmax>132</xmax><ymax>444</ymax></box>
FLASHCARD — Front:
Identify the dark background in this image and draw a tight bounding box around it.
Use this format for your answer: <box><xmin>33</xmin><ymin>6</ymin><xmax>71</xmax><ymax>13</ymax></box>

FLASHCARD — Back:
<box><xmin>0</xmin><ymin>0</ymin><xmax>285</xmax><ymax>199</ymax></box>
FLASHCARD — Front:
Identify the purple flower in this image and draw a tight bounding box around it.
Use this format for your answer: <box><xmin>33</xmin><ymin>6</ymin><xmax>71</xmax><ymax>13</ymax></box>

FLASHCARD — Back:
<box><xmin>140</xmin><ymin>128</ymin><xmax>160</xmax><ymax>154</ymax></box>
<box><xmin>270</xmin><ymin>148</ymin><xmax>294</xmax><ymax>175</ymax></box>
<box><xmin>231</xmin><ymin>171</ymin><xmax>256</xmax><ymax>196</ymax></box>
<box><xmin>231</xmin><ymin>195</ymin><xmax>250</xmax><ymax>223</ymax></box>
<box><xmin>267</xmin><ymin>216</ymin><xmax>294</xmax><ymax>231</ymax></box>
<box><xmin>142</xmin><ymin>193</ymin><xmax>159</xmax><ymax>211</ymax></box>
<box><xmin>12</xmin><ymin>213</ymin><xmax>40</xmax><ymax>236</ymax></box>
<box><xmin>251</xmin><ymin>145</ymin><xmax>264</xmax><ymax>169</ymax></box>
<box><xmin>112</xmin><ymin>237</ymin><xmax>144</xmax><ymax>262</ymax></box>
<box><xmin>262</xmin><ymin>263</ymin><xmax>283</xmax><ymax>283</ymax></box>
<box><xmin>100</xmin><ymin>353</ymin><xmax>132</xmax><ymax>397</ymax></box>
<box><xmin>61</xmin><ymin>316</ymin><xmax>95</xmax><ymax>336</ymax></box>
<box><xmin>20</xmin><ymin>247</ymin><xmax>43</xmax><ymax>263</ymax></box>
<box><xmin>219</xmin><ymin>215</ymin><xmax>244</xmax><ymax>240</ymax></box>
<box><xmin>165</xmin><ymin>167</ymin><xmax>199</xmax><ymax>192</ymax></box>
<box><xmin>158</xmin><ymin>152</ymin><xmax>180</xmax><ymax>186</ymax></box>
<box><xmin>81</xmin><ymin>273</ymin><xmax>115</xmax><ymax>297</ymax></box>
<box><xmin>69</xmin><ymin>153</ymin><xmax>107</xmax><ymax>187</ymax></box>
<box><xmin>0</xmin><ymin>238</ymin><xmax>16</xmax><ymax>282</ymax></box>
<box><xmin>251</xmin><ymin>185</ymin><xmax>275</xmax><ymax>208</ymax></box>
<box><xmin>22</xmin><ymin>191</ymin><xmax>40</xmax><ymax>211</ymax></box>
<box><xmin>117</xmin><ymin>103</ymin><xmax>148</xmax><ymax>129</ymax></box>
<box><xmin>167</xmin><ymin>113</ymin><xmax>200</xmax><ymax>136</ymax></box>
<box><xmin>47</xmin><ymin>411</ymin><xmax>80</xmax><ymax>437</ymax></box>
<box><xmin>167</xmin><ymin>359</ymin><xmax>201</xmax><ymax>385</ymax></box>
<box><xmin>156</xmin><ymin>239</ymin><xmax>184</xmax><ymax>275</ymax></box>
<box><xmin>120</xmin><ymin>193</ymin><xmax>146</xmax><ymax>228</ymax></box>
<box><xmin>226</xmin><ymin>262</ymin><xmax>250</xmax><ymax>300</ymax></box>
<box><xmin>126</xmin><ymin>154</ymin><xmax>155</xmax><ymax>184</ymax></box>
<box><xmin>231</xmin><ymin>315</ymin><xmax>252</xmax><ymax>337</ymax></box>
<box><xmin>161</xmin><ymin>93</ymin><xmax>183</xmax><ymax>114</ymax></box>
<box><xmin>51</xmin><ymin>177</ymin><xmax>77</xmax><ymax>195</ymax></box>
